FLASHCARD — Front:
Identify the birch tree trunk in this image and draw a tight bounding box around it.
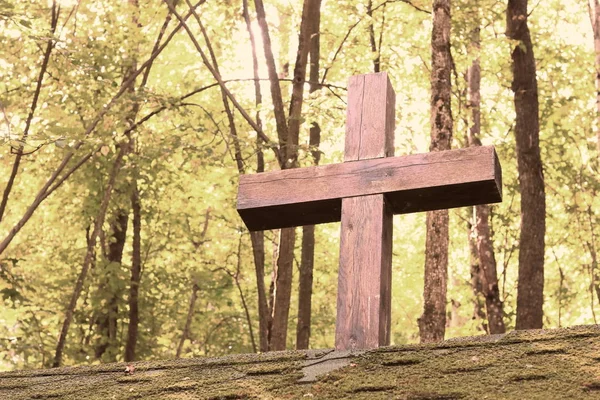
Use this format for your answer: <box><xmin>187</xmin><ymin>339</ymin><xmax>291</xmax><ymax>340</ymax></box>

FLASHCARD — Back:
<box><xmin>419</xmin><ymin>0</ymin><xmax>453</xmax><ymax>343</ymax></box>
<box><xmin>507</xmin><ymin>0</ymin><xmax>546</xmax><ymax>330</ymax></box>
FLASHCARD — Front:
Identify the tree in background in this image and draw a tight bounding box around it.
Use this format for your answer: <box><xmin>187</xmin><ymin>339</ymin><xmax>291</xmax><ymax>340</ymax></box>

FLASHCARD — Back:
<box><xmin>507</xmin><ymin>0</ymin><xmax>546</xmax><ymax>330</ymax></box>
<box><xmin>296</xmin><ymin>0</ymin><xmax>322</xmax><ymax>351</ymax></box>
<box><xmin>466</xmin><ymin>4</ymin><xmax>505</xmax><ymax>334</ymax></box>
<box><xmin>419</xmin><ymin>0</ymin><xmax>453</xmax><ymax>343</ymax></box>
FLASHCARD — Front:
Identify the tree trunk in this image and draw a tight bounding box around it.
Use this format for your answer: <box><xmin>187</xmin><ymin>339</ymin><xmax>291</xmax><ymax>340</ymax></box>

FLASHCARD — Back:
<box><xmin>507</xmin><ymin>0</ymin><xmax>546</xmax><ymax>330</ymax></box>
<box><xmin>474</xmin><ymin>204</ymin><xmax>505</xmax><ymax>333</ymax></box>
<box><xmin>124</xmin><ymin>182</ymin><xmax>141</xmax><ymax>362</ymax></box>
<box><xmin>296</xmin><ymin>0</ymin><xmax>321</xmax><ymax>350</ymax></box>
<box><xmin>467</xmin><ymin>23</ymin><xmax>505</xmax><ymax>334</ymax></box>
<box><xmin>468</xmin><ymin>217</ymin><xmax>488</xmax><ymax>333</ymax></box>
<box><xmin>94</xmin><ymin>211</ymin><xmax>128</xmax><ymax>361</ymax></box>
<box><xmin>52</xmin><ymin>147</ymin><xmax>127</xmax><ymax>367</ymax></box>
<box><xmin>419</xmin><ymin>0</ymin><xmax>453</xmax><ymax>343</ymax></box>
<box><xmin>253</xmin><ymin>0</ymin><xmax>289</xmax><ymax>161</ymax></box>
<box><xmin>269</xmin><ymin>228</ymin><xmax>296</xmax><ymax>350</ymax></box>
<box><xmin>366</xmin><ymin>0</ymin><xmax>381</xmax><ymax>73</ymax></box>
<box><xmin>243</xmin><ymin>0</ymin><xmax>269</xmax><ymax>352</ymax></box>
<box><xmin>253</xmin><ymin>0</ymin><xmax>313</xmax><ymax>350</ymax></box>
<box><xmin>176</xmin><ymin>283</ymin><xmax>199</xmax><ymax>358</ymax></box>
<box><xmin>175</xmin><ymin>208</ymin><xmax>210</xmax><ymax>357</ymax></box>
<box><xmin>250</xmin><ymin>231</ymin><xmax>269</xmax><ymax>352</ymax></box>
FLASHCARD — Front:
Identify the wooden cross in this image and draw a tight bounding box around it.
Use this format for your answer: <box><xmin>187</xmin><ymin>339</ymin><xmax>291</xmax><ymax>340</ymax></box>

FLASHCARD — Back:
<box><xmin>237</xmin><ymin>72</ymin><xmax>502</xmax><ymax>350</ymax></box>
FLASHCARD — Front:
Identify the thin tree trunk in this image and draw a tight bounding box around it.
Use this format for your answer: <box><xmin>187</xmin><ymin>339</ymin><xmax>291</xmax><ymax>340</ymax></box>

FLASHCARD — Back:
<box><xmin>296</xmin><ymin>0</ymin><xmax>321</xmax><ymax>350</ymax></box>
<box><xmin>468</xmin><ymin>217</ymin><xmax>488</xmax><ymax>333</ymax></box>
<box><xmin>419</xmin><ymin>0</ymin><xmax>453</xmax><ymax>343</ymax></box>
<box><xmin>297</xmin><ymin>226</ymin><xmax>315</xmax><ymax>349</ymax></box>
<box><xmin>466</xmin><ymin>22</ymin><xmax>505</xmax><ymax>334</ymax></box>
<box><xmin>367</xmin><ymin>0</ymin><xmax>380</xmax><ymax>73</ymax></box>
<box><xmin>474</xmin><ymin>204</ymin><xmax>505</xmax><ymax>333</ymax></box>
<box><xmin>175</xmin><ymin>208</ymin><xmax>210</xmax><ymax>357</ymax></box>
<box><xmin>251</xmin><ymin>0</ymin><xmax>314</xmax><ymax>351</ymax></box>
<box><xmin>507</xmin><ymin>0</ymin><xmax>546</xmax><ymax>330</ymax></box>
<box><xmin>233</xmin><ymin>236</ymin><xmax>257</xmax><ymax>353</ymax></box>
<box><xmin>269</xmin><ymin>227</ymin><xmax>295</xmax><ymax>350</ymax></box>
<box><xmin>176</xmin><ymin>283</ymin><xmax>199</xmax><ymax>358</ymax></box>
<box><xmin>124</xmin><ymin>182</ymin><xmax>141</xmax><ymax>362</ymax></box>
<box><xmin>188</xmin><ymin>0</ymin><xmax>245</xmax><ymax>173</ymax></box>
<box><xmin>242</xmin><ymin>0</ymin><xmax>269</xmax><ymax>352</ymax></box>
<box><xmin>52</xmin><ymin>146</ymin><xmax>127</xmax><ymax>367</ymax></box>
<box><xmin>250</xmin><ymin>232</ymin><xmax>268</xmax><ymax>352</ymax></box>
<box><xmin>253</xmin><ymin>0</ymin><xmax>289</xmax><ymax>161</ymax></box>
<box><xmin>94</xmin><ymin>212</ymin><xmax>128</xmax><ymax>361</ymax></box>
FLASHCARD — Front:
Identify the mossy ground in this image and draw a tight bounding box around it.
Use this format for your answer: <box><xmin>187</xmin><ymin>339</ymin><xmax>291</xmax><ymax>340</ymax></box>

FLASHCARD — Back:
<box><xmin>1</xmin><ymin>326</ymin><xmax>600</xmax><ymax>399</ymax></box>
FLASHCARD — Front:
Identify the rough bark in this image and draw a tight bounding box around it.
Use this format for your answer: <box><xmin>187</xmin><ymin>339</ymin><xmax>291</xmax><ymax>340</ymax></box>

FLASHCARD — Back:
<box><xmin>296</xmin><ymin>0</ymin><xmax>321</xmax><ymax>350</ymax></box>
<box><xmin>124</xmin><ymin>183</ymin><xmax>141</xmax><ymax>362</ymax></box>
<box><xmin>419</xmin><ymin>0</ymin><xmax>453</xmax><ymax>343</ymax></box>
<box><xmin>507</xmin><ymin>0</ymin><xmax>546</xmax><ymax>330</ymax></box>
<box><xmin>467</xmin><ymin>23</ymin><xmax>505</xmax><ymax>334</ymax></box>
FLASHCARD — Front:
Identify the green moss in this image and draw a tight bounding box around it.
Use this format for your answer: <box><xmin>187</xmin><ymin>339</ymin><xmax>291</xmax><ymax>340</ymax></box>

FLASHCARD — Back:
<box><xmin>1</xmin><ymin>326</ymin><xmax>600</xmax><ymax>399</ymax></box>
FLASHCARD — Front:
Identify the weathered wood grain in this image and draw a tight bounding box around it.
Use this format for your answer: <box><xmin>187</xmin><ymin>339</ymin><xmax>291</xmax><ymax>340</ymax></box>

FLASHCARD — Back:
<box><xmin>237</xmin><ymin>145</ymin><xmax>502</xmax><ymax>231</ymax></box>
<box><xmin>344</xmin><ymin>73</ymin><xmax>395</xmax><ymax>161</ymax></box>
<box><xmin>336</xmin><ymin>72</ymin><xmax>395</xmax><ymax>351</ymax></box>
<box><xmin>336</xmin><ymin>194</ymin><xmax>392</xmax><ymax>349</ymax></box>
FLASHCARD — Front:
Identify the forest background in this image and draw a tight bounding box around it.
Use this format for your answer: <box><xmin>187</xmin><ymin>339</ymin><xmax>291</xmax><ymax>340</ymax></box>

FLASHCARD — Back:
<box><xmin>0</xmin><ymin>0</ymin><xmax>598</xmax><ymax>370</ymax></box>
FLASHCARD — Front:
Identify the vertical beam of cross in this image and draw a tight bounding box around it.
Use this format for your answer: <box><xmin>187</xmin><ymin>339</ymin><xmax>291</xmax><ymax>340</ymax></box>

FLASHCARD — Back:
<box><xmin>335</xmin><ymin>73</ymin><xmax>396</xmax><ymax>350</ymax></box>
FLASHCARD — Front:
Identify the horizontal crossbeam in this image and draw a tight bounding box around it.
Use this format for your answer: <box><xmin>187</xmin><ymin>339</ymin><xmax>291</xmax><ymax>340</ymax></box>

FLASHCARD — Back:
<box><xmin>237</xmin><ymin>145</ymin><xmax>502</xmax><ymax>231</ymax></box>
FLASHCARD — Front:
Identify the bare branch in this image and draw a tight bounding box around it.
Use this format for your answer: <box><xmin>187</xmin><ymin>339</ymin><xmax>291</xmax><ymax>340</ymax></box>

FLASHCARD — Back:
<box><xmin>188</xmin><ymin>0</ymin><xmax>245</xmax><ymax>173</ymax></box>
<box><xmin>165</xmin><ymin>0</ymin><xmax>281</xmax><ymax>162</ymax></box>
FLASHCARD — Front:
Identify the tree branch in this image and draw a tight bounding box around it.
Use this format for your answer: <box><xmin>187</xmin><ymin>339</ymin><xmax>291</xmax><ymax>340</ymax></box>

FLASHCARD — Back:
<box><xmin>0</xmin><ymin>0</ymin><xmax>60</xmax><ymax>223</ymax></box>
<box><xmin>164</xmin><ymin>0</ymin><xmax>281</xmax><ymax>163</ymax></box>
<box><xmin>0</xmin><ymin>1</ymin><xmax>203</xmax><ymax>256</ymax></box>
